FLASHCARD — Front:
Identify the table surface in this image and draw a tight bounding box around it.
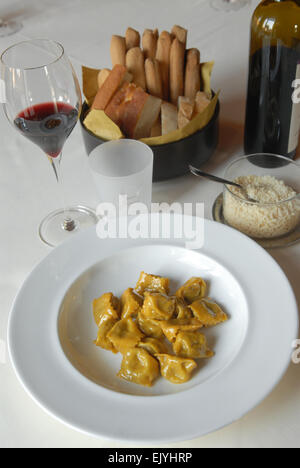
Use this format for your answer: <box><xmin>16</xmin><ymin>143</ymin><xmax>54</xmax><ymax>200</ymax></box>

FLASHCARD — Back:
<box><xmin>1</xmin><ymin>0</ymin><xmax>299</xmax><ymax>449</ymax></box>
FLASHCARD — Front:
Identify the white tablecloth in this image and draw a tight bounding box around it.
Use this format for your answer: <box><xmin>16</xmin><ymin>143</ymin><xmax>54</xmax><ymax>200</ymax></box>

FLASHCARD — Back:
<box><xmin>1</xmin><ymin>0</ymin><xmax>299</xmax><ymax>448</ymax></box>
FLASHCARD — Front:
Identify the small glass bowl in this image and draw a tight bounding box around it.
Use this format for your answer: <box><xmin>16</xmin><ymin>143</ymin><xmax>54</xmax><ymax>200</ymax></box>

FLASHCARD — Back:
<box><xmin>223</xmin><ymin>154</ymin><xmax>300</xmax><ymax>240</ymax></box>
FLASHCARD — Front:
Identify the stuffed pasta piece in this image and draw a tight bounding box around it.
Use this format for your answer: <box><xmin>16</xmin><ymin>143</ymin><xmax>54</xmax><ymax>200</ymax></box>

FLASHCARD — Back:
<box><xmin>118</xmin><ymin>348</ymin><xmax>160</xmax><ymax>387</ymax></box>
<box><xmin>142</xmin><ymin>292</ymin><xmax>176</xmax><ymax>321</ymax></box>
<box><xmin>160</xmin><ymin>318</ymin><xmax>203</xmax><ymax>343</ymax></box>
<box><xmin>135</xmin><ymin>271</ymin><xmax>170</xmax><ymax>296</ymax></box>
<box><xmin>93</xmin><ymin>292</ymin><xmax>120</xmax><ymax>326</ymax></box>
<box><xmin>107</xmin><ymin>318</ymin><xmax>144</xmax><ymax>354</ymax></box>
<box><xmin>173</xmin><ymin>331</ymin><xmax>214</xmax><ymax>359</ymax></box>
<box><xmin>176</xmin><ymin>277</ymin><xmax>207</xmax><ymax>304</ymax></box>
<box><xmin>156</xmin><ymin>354</ymin><xmax>197</xmax><ymax>384</ymax></box>
<box><xmin>121</xmin><ymin>288</ymin><xmax>143</xmax><ymax>320</ymax></box>
<box><xmin>189</xmin><ymin>298</ymin><xmax>228</xmax><ymax>327</ymax></box>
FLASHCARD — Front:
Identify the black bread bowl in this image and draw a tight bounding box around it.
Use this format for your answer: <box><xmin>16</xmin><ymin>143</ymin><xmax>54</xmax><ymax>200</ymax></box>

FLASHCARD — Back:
<box><xmin>80</xmin><ymin>100</ymin><xmax>220</xmax><ymax>182</ymax></box>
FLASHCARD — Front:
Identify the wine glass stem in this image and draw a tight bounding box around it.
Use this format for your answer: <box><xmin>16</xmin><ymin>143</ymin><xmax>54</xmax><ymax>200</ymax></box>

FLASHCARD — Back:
<box><xmin>51</xmin><ymin>154</ymin><xmax>77</xmax><ymax>232</ymax></box>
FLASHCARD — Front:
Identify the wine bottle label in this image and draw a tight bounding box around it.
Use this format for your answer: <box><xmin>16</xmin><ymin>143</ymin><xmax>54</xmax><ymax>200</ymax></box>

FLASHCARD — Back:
<box><xmin>288</xmin><ymin>63</ymin><xmax>300</xmax><ymax>154</ymax></box>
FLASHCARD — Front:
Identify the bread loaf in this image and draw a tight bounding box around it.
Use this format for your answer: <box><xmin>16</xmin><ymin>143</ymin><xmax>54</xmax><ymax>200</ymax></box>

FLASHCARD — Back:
<box><xmin>122</xmin><ymin>87</ymin><xmax>162</xmax><ymax>139</ymax></box>
<box><xmin>105</xmin><ymin>82</ymin><xmax>162</xmax><ymax>139</ymax></box>
<box><xmin>92</xmin><ymin>65</ymin><xmax>129</xmax><ymax>110</ymax></box>
<box><xmin>105</xmin><ymin>82</ymin><xmax>136</xmax><ymax>126</ymax></box>
<box><xmin>161</xmin><ymin>102</ymin><xmax>178</xmax><ymax>135</ymax></box>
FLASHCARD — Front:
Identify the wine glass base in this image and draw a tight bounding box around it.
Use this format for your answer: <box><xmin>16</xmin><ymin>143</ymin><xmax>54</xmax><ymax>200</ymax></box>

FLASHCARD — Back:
<box><xmin>210</xmin><ymin>0</ymin><xmax>251</xmax><ymax>12</ymax></box>
<box><xmin>0</xmin><ymin>20</ymin><xmax>23</xmax><ymax>37</ymax></box>
<box><xmin>39</xmin><ymin>205</ymin><xmax>98</xmax><ymax>248</ymax></box>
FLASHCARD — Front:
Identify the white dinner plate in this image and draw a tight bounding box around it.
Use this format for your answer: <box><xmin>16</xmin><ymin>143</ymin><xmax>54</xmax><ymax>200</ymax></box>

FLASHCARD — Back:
<box><xmin>8</xmin><ymin>214</ymin><xmax>298</xmax><ymax>444</ymax></box>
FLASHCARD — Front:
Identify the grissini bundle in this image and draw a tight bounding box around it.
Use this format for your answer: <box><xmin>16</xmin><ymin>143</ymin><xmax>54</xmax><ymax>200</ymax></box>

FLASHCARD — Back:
<box><xmin>156</xmin><ymin>31</ymin><xmax>172</xmax><ymax>101</ymax></box>
<box><xmin>170</xmin><ymin>38</ymin><xmax>185</xmax><ymax>105</ymax></box>
<box><xmin>110</xmin><ymin>35</ymin><xmax>126</xmax><ymax>66</ymax></box>
<box><xmin>171</xmin><ymin>25</ymin><xmax>188</xmax><ymax>48</ymax></box>
<box><xmin>142</xmin><ymin>29</ymin><xmax>158</xmax><ymax>59</ymax></box>
<box><xmin>184</xmin><ymin>48</ymin><xmax>201</xmax><ymax>101</ymax></box>
<box><xmin>145</xmin><ymin>58</ymin><xmax>163</xmax><ymax>99</ymax></box>
<box><xmin>125</xmin><ymin>27</ymin><xmax>140</xmax><ymax>50</ymax></box>
<box><xmin>126</xmin><ymin>47</ymin><xmax>147</xmax><ymax>90</ymax></box>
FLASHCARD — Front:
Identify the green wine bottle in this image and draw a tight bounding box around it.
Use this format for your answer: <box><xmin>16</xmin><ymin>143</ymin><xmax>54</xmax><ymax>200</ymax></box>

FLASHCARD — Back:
<box><xmin>244</xmin><ymin>0</ymin><xmax>300</xmax><ymax>160</ymax></box>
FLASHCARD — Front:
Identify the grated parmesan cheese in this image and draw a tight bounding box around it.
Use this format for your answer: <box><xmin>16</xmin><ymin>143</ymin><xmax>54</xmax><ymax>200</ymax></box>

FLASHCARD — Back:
<box><xmin>223</xmin><ymin>175</ymin><xmax>300</xmax><ymax>239</ymax></box>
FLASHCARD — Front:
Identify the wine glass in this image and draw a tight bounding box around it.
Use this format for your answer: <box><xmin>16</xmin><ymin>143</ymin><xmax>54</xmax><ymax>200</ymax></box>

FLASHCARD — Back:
<box><xmin>210</xmin><ymin>0</ymin><xmax>251</xmax><ymax>11</ymax></box>
<box><xmin>1</xmin><ymin>39</ymin><xmax>98</xmax><ymax>247</ymax></box>
<box><xmin>0</xmin><ymin>17</ymin><xmax>22</xmax><ymax>37</ymax></box>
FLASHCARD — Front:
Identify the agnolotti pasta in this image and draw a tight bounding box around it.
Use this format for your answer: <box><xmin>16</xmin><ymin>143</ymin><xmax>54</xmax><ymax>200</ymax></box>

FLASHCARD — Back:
<box><xmin>92</xmin><ymin>273</ymin><xmax>228</xmax><ymax>387</ymax></box>
<box><xmin>121</xmin><ymin>288</ymin><xmax>143</xmax><ymax>320</ymax></box>
<box><xmin>155</xmin><ymin>354</ymin><xmax>197</xmax><ymax>384</ymax></box>
<box><xmin>93</xmin><ymin>292</ymin><xmax>120</xmax><ymax>326</ymax></box>
<box><xmin>160</xmin><ymin>318</ymin><xmax>203</xmax><ymax>343</ymax></box>
<box><xmin>173</xmin><ymin>331</ymin><xmax>214</xmax><ymax>359</ymax></box>
<box><xmin>189</xmin><ymin>298</ymin><xmax>228</xmax><ymax>327</ymax></box>
<box><xmin>176</xmin><ymin>277</ymin><xmax>207</xmax><ymax>304</ymax></box>
<box><xmin>142</xmin><ymin>292</ymin><xmax>176</xmax><ymax>321</ymax></box>
<box><xmin>174</xmin><ymin>298</ymin><xmax>193</xmax><ymax>320</ymax></box>
<box><xmin>118</xmin><ymin>348</ymin><xmax>160</xmax><ymax>387</ymax></box>
<box><xmin>107</xmin><ymin>318</ymin><xmax>144</xmax><ymax>354</ymax></box>
<box><xmin>95</xmin><ymin>314</ymin><xmax>118</xmax><ymax>353</ymax></box>
<box><xmin>138</xmin><ymin>337</ymin><xmax>168</xmax><ymax>356</ymax></box>
<box><xmin>137</xmin><ymin>310</ymin><xmax>164</xmax><ymax>339</ymax></box>
<box><xmin>135</xmin><ymin>272</ymin><xmax>170</xmax><ymax>296</ymax></box>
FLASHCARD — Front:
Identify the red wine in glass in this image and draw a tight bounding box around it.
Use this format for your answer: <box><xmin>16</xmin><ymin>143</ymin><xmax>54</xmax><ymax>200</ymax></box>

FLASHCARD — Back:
<box><xmin>1</xmin><ymin>39</ymin><xmax>97</xmax><ymax>247</ymax></box>
<box><xmin>14</xmin><ymin>102</ymin><xmax>79</xmax><ymax>159</ymax></box>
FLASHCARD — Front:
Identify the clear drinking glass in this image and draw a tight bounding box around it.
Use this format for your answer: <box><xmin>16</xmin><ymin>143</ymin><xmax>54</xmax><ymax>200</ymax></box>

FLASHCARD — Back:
<box><xmin>210</xmin><ymin>0</ymin><xmax>251</xmax><ymax>12</ymax></box>
<box><xmin>1</xmin><ymin>39</ymin><xmax>97</xmax><ymax>247</ymax></box>
<box><xmin>89</xmin><ymin>140</ymin><xmax>153</xmax><ymax>210</ymax></box>
<box><xmin>0</xmin><ymin>17</ymin><xmax>22</xmax><ymax>37</ymax></box>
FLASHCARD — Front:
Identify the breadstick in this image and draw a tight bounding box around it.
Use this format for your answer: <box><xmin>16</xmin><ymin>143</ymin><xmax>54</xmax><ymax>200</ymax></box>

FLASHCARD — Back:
<box><xmin>171</xmin><ymin>25</ymin><xmax>188</xmax><ymax>48</ymax></box>
<box><xmin>145</xmin><ymin>58</ymin><xmax>163</xmax><ymax>99</ymax></box>
<box><xmin>97</xmin><ymin>69</ymin><xmax>111</xmax><ymax>89</ymax></box>
<box><xmin>142</xmin><ymin>29</ymin><xmax>158</xmax><ymax>59</ymax></box>
<box><xmin>110</xmin><ymin>35</ymin><xmax>126</xmax><ymax>66</ymax></box>
<box><xmin>156</xmin><ymin>31</ymin><xmax>172</xmax><ymax>100</ymax></box>
<box><xmin>153</xmin><ymin>29</ymin><xmax>159</xmax><ymax>40</ymax></box>
<box><xmin>170</xmin><ymin>38</ymin><xmax>185</xmax><ymax>105</ymax></box>
<box><xmin>126</xmin><ymin>47</ymin><xmax>146</xmax><ymax>90</ymax></box>
<box><xmin>184</xmin><ymin>48</ymin><xmax>201</xmax><ymax>101</ymax></box>
<box><xmin>125</xmin><ymin>27</ymin><xmax>140</xmax><ymax>50</ymax></box>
